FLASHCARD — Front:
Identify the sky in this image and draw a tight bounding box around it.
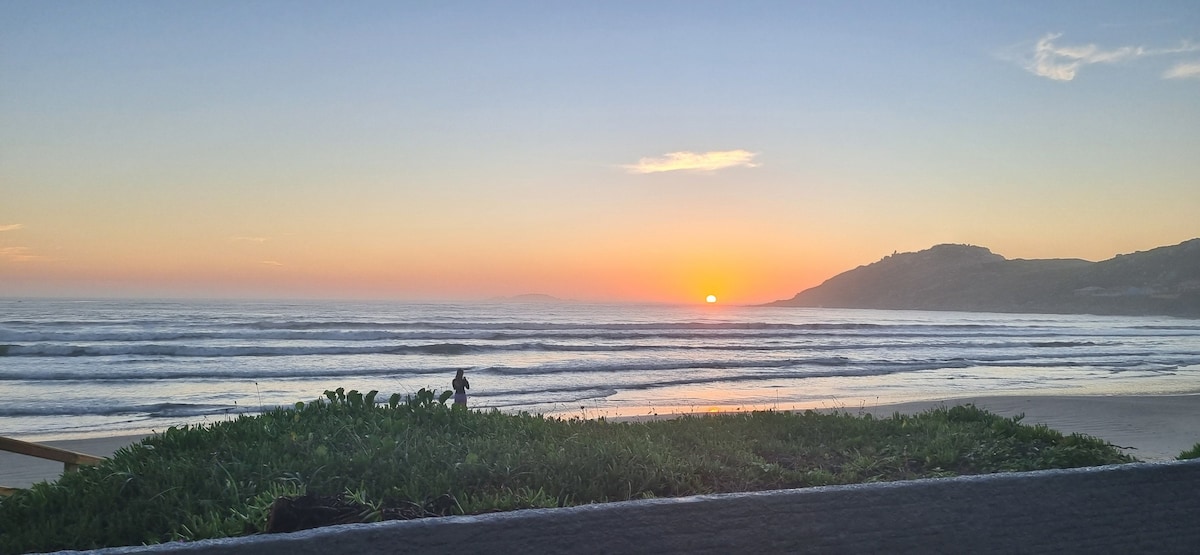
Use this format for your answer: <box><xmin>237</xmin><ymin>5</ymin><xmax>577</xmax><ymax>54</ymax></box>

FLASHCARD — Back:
<box><xmin>2</xmin><ymin>1</ymin><xmax>1198</xmax><ymax>304</ymax></box>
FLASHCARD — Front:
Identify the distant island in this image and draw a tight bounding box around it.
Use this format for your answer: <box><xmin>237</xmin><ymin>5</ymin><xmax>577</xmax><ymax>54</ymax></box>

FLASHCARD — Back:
<box><xmin>765</xmin><ymin>239</ymin><xmax>1200</xmax><ymax>317</ymax></box>
<box><xmin>487</xmin><ymin>293</ymin><xmax>568</xmax><ymax>303</ymax></box>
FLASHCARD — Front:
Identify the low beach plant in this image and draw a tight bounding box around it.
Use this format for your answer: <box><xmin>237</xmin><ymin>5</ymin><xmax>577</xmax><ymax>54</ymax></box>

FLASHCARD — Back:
<box><xmin>0</xmin><ymin>388</ymin><xmax>1134</xmax><ymax>554</ymax></box>
<box><xmin>1180</xmin><ymin>443</ymin><xmax>1200</xmax><ymax>460</ymax></box>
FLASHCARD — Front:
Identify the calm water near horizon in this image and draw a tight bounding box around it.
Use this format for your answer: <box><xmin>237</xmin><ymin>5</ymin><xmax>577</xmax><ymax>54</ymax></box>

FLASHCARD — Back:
<box><xmin>2</xmin><ymin>298</ymin><xmax>1199</xmax><ymax>441</ymax></box>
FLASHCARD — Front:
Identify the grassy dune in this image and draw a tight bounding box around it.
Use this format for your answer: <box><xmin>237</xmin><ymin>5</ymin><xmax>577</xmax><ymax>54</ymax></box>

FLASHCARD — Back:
<box><xmin>0</xmin><ymin>388</ymin><xmax>1135</xmax><ymax>553</ymax></box>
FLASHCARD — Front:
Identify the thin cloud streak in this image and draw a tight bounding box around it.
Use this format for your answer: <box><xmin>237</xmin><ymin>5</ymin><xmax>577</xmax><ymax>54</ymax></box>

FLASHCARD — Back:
<box><xmin>0</xmin><ymin>247</ymin><xmax>46</xmax><ymax>262</ymax></box>
<box><xmin>230</xmin><ymin>236</ymin><xmax>270</xmax><ymax>243</ymax></box>
<box><xmin>1164</xmin><ymin>61</ymin><xmax>1200</xmax><ymax>79</ymax></box>
<box><xmin>0</xmin><ymin>224</ymin><xmax>25</xmax><ymax>232</ymax></box>
<box><xmin>260</xmin><ymin>260</ymin><xmax>283</xmax><ymax>266</ymax></box>
<box><xmin>624</xmin><ymin>150</ymin><xmax>760</xmax><ymax>174</ymax></box>
<box><xmin>1026</xmin><ymin>33</ymin><xmax>1200</xmax><ymax>81</ymax></box>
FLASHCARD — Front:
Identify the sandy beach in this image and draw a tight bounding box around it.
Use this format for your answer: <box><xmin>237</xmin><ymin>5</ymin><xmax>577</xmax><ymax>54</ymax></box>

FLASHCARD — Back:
<box><xmin>3</xmin><ymin>394</ymin><xmax>1197</xmax><ymax>491</ymax></box>
<box><xmin>608</xmin><ymin>394</ymin><xmax>1200</xmax><ymax>462</ymax></box>
<box><xmin>852</xmin><ymin>394</ymin><xmax>1200</xmax><ymax>462</ymax></box>
<box><xmin>1</xmin><ymin>434</ymin><xmax>149</xmax><ymax>490</ymax></box>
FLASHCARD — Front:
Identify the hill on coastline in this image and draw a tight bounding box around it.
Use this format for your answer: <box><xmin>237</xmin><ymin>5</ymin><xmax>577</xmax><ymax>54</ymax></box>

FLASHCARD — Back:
<box><xmin>765</xmin><ymin>239</ymin><xmax>1200</xmax><ymax>317</ymax></box>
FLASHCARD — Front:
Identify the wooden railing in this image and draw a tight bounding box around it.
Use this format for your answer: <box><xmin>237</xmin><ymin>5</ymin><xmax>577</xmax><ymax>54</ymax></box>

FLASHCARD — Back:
<box><xmin>0</xmin><ymin>436</ymin><xmax>104</xmax><ymax>496</ymax></box>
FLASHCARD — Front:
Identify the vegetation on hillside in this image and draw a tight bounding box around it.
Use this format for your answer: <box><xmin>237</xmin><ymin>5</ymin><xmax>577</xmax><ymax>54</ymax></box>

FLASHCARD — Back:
<box><xmin>0</xmin><ymin>388</ymin><xmax>1135</xmax><ymax>554</ymax></box>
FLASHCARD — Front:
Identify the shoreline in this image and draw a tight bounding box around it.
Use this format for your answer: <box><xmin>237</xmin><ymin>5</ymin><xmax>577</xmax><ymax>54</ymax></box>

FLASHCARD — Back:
<box><xmin>4</xmin><ymin>393</ymin><xmax>1197</xmax><ymax>490</ymax></box>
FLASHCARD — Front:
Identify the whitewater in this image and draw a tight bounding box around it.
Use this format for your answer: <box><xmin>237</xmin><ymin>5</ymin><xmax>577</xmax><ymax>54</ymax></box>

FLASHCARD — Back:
<box><xmin>2</xmin><ymin>298</ymin><xmax>1199</xmax><ymax>440</ymax></box>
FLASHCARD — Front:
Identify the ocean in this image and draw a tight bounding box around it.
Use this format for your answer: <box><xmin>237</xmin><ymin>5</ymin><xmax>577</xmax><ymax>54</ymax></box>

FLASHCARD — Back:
<box><xmin>2</xmin><ymin>298</ymin><xmax>1199</xmax><ymax>441</ymax></box>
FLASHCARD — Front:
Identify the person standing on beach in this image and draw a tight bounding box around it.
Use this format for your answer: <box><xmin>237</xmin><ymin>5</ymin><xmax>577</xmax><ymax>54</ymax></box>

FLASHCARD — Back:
<box><xmin>452</xmin><ymin>368</ymin><xmax>470</xmax><ymax>407</ymax></box>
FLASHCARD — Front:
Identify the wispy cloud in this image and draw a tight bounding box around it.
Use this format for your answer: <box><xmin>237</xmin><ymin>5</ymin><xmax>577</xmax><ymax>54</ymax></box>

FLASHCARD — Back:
<box><xmin>0</xmin><ymin>224</ymin><xmax>24</xmax><ymax>232</ymax></box>
<box><xmin>1164</xmin><ymin>61</ymin><xmax>1200</xmax><ymax>79</ymax></box>
<box><xmin>230</xmin><ymin>236</ymin><xmax>270</xmax><ymax>243</ymax></box>
<box><xmin>624</xmin><ymin>150</ymin><xmax>759</xmax><ymax>174</ymax></box>
<box><xmin>260</xmin><ymin>260</ymin><xmax>283</xmax><ymax>266</ymax></box>
<box><xmin>0</xmin><ymin>246</ymin><xmax>47</xmax><ymax>263</ymax></box>
<box><xmin>1025</xmin><ymin>33</ymin><xmax>1199</xmax><ymax>81</ymax></box>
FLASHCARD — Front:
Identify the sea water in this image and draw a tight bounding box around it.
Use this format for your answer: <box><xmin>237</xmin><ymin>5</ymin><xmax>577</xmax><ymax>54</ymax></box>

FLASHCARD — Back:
<box><xmin>2</xmin><ymin>298</ymin><xmax>1199</xmax><ymax>440</ymax></box>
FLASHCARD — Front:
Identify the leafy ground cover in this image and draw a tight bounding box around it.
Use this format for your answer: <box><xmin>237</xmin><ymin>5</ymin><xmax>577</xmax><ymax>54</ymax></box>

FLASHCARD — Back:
<box><xmin>0</xmin><ymin>388</ymin><xmax>1136</xmax><ymax>553</ymax></box>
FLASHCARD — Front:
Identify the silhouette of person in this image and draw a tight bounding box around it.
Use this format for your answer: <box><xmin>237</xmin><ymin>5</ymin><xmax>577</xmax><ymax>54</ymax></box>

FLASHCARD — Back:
<box><xmin>452</xmin><ymin>368</ymin><xmax>470</xmax><ymax>406</ymax></box>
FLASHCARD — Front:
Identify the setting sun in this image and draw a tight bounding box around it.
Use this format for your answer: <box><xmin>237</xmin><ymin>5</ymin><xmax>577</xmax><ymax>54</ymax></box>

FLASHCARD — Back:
<box><xmin>706</xmin><ymin>295</ymin><xmax>717</xmax><ymax>303</ymax></box>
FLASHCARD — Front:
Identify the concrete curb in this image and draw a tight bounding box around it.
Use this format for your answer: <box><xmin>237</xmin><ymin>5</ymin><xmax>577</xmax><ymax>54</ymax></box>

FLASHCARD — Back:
<box><xmin>60</xmin><ymin>460</ymin><xmax>1200</xmax><ymax>555</ymax></box>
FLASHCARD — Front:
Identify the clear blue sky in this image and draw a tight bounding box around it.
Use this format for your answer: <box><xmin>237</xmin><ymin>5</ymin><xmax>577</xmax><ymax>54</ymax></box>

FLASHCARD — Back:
<box><xmin>2</xmin><ymin>1</ymin><xmax>1198</xmax><ymax>301</ymax></box>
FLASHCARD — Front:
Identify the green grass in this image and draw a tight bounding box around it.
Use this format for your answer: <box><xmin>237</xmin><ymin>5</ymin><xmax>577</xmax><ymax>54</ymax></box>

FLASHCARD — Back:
<box><xmin>1180</xmin><ymin>443</ymin><xmax>1200</xmax><ymax>460</ymax></box>
<box><xmin>0</xmin><ymin>388</ymin><xmax>1135</xmax><ymax>554</ymax></box>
